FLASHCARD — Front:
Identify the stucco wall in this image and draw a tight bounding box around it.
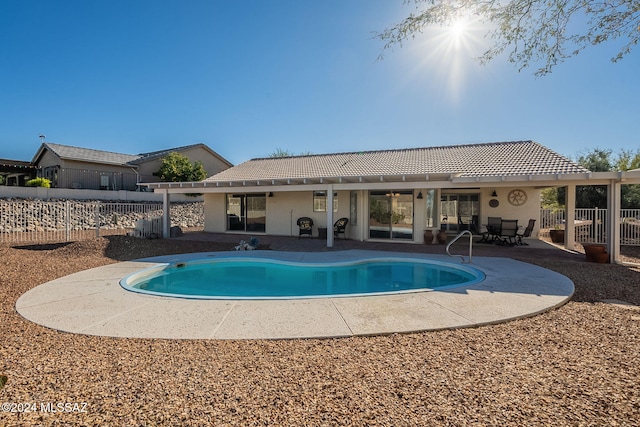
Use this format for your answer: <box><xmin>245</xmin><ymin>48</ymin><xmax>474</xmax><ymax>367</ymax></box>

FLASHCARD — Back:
<box><xmin>265</xmin><ymin>191</ymin><xmax>353</xmax><ymax>237</ymax></box>
<box><xmin>203</xmin><ymin>191</ymin><xmax>358</xmax><ymax>238</ymax></box>
<box><xmin>201</xmin><ymin>186</ymin><xmax>541</xmax><ymax>241</ymax></box>
<box><xmin>136</xmin><ymin>146</ymin><xmax>231</xmax><ymax>181</ymax></box>
<box><xmin>203</xmin><ymin>193</ymin><xmax>227</xmax><ymax>232</ymax></box>
<box><xmin>477</xmin><ymin>187</ymin><xmax>541</xmax><ymax>235</ymax></box>
<box><xmin>36</xmin><ymin>150</ymin><xmax>60</xmax><ymax>169</ymax></box>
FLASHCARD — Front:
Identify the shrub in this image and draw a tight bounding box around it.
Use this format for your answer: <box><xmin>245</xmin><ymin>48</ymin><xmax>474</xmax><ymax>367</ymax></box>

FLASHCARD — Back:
<box><xmin>25</xmin><ymin>177</ymin><xmax>51</xmax><ymax>188</ymax></box>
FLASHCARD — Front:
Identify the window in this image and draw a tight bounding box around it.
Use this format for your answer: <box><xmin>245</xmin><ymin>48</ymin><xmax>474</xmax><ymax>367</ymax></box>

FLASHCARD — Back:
<box><xmin>313</xmin><ymin>191</ymin><xmax>338</xmax><ymax>212</ymax></box>
<box><xmin>350</xmin><ymin>191</ymin><xmax>358</xmax><ymax>225</ymax></box>
<box><xmin>424</xmin><ymin>189</ymin><xmax>436</xmax><ymax>228</ymax></box>
<box><xmin>100</xmin><ymin>175</ymin><xmax>110</xmax><ymax>190</ymax></box>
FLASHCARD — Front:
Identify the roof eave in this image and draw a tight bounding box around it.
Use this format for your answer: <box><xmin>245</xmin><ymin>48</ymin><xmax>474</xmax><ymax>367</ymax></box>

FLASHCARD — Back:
<box><xmin>451</xmin><ymin>170</ymin><xmax>640</xmax><ymax>184</ymax></box>
<box><xmin>142</xmin><ymin>172</ymin><xmax>466</xmax><ymax>191</ymax></box>
<box><xmin>143</xmin><ymin>170</ymin><xmax>640</xmax><ymax>192</ymax></box>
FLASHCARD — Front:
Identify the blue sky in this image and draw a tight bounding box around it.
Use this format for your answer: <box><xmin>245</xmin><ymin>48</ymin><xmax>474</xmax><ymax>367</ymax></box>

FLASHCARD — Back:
<box><xmin>1</xmin><ymin>0</ymin><xmax>638</xmax><ymax>166</ymax></box>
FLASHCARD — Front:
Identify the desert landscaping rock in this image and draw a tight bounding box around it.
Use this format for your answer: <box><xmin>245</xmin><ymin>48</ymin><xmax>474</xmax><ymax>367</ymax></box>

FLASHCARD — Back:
<box><xmin>0</xmin><ymin>236</ymin><xmax>639</xmax><ymax>426</ymax></box>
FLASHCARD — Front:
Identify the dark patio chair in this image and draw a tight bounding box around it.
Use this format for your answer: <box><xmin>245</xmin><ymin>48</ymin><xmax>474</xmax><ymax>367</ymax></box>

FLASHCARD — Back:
<box><xmin>334</xmin><ymin>217</ymin><xmax>349</xmax><ymax>239</ymax></box>
<box><xmin>297</xmin><ymin>217</ymin><xmax>313</xmax><ymax>238</ymax></box>
<box><xmin>498</xmin><ymin>219</ymin><xmax>518</xmax><ymax>245</ymax></box>
<box><xmin>479</xmin><ymin>216</ymin><xmax>502</xmax><ymax>243</ymax></box>
<box><xmin>458</xmin><ymin>214</ymin><xmax>480</xmax><ymax>234</ymax></box>
<box><xmin>516</xmin><ymin>219</ymin><xmax>536</xmax><ymax>245</ymax></box>
<box><xmin>470</xmin><ymin>215</ymin><xmax>480</xmax><ymax>234</ymax></box>
<box><xmin>457</xmin><ymin>214</ymin><xmax>467</xmax><ymax>231</ymax></box>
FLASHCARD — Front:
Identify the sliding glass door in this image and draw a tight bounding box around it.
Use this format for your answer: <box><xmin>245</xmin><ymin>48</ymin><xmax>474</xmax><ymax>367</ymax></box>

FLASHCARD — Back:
<box><xmin>369</xmin><ymin>190</ymin><xmax>413</xmax><ymax>240</ymax></box>
<box><xmin>226</xmin><ymin>194</ymin><xmax>266</xmax><ymax>232</ymax></box>
<box><xmin>440</xmin><ymin>193</ymin><xmax>479</xmax><ymax>232</ymax></box>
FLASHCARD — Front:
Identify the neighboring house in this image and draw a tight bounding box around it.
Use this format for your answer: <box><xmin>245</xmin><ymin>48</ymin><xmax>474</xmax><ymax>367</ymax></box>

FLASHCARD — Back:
<box><xmin>144</xmin><ymin>140</ymin><xmax>640</xmax><ymax>262</ymax></box>
<box><xmin>129</xmin><ymin>144</ymin><xmax>233</xmax><ymax>183</ymax></box>
<box><xmin>0</xmin><ymin>158</ymin><xmax>39</xmax><ymax>186</ymax></box>
<box><xmin>31</xmin><ymin>142</ymin><xmax>232</xmax><ymax>190</ymax></box>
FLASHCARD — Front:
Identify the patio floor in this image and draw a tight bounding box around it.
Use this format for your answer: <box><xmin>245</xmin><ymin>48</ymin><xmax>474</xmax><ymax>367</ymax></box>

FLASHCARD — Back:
<box><xmin>176</xmin><ymin>231</ymin><xmax>588</xmax><ymax>262</ymax></box>
<box><xmin>16</xmin><ymin>235</ymin><xmax>576</xmax><ymax>339</ymax></box>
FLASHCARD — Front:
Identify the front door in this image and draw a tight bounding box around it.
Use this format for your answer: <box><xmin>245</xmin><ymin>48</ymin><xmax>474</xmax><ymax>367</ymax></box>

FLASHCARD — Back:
<box><xmin>369</xmin><ymin>190</ymin><xmax>414</xmax><ymax>240</ymax></box>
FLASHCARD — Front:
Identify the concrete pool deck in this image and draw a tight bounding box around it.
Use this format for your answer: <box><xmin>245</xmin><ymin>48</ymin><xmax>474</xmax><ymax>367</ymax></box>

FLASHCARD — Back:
<box><xmin>16</xmin><ymin>250</ymin><xmax>574</xmax><ymax>340</ymax></box>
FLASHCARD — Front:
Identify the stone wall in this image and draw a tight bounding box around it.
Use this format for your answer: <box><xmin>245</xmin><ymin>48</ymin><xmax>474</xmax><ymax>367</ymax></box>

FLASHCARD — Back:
<box><xmin>0</xmin><ymin>199</ymin><xmax>204</xmax><ymax>235</ymax></box>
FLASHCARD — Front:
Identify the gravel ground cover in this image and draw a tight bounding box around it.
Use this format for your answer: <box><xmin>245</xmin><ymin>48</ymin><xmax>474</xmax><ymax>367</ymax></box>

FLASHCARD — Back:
<box><xmin>1</xmin><ymin>236</ymin><xmax>639</xmax><ymax>426</ymax></box>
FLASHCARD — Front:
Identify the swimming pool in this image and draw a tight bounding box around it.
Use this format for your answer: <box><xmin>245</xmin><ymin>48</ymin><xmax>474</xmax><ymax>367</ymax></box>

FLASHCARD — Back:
<box><xmin>120</xmin><ymin>257</ymin><xmax>485</xmax><ymax>299</ymax></box>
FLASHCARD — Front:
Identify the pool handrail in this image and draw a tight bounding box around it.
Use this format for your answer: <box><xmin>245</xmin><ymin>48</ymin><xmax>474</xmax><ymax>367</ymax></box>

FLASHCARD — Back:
<box><xmin>446</xmin><ymin>230</ymin><xmax>473</xmax><ymax>264</ymax></box>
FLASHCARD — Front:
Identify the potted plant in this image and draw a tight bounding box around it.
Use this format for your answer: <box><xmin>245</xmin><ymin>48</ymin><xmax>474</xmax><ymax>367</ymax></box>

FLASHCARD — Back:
<box><xmin>583</xmin><ymin>244</ymin><xmax>608</xmax><ymax>262</ymax></box>
<box><xmin>590</xmin><ymin>251</ymin><xmax>609</xmax><ymax>263</ymax></box>
<box><xmin>424</xmin><ymin>229</ymin><xmax>435</xmax><ymax>244</ymax></box>
<box><xmin>549</xmin><ymin>225</ymin><xmax>565</xmax><ymax>243</ymax></box>
<box><xmin>437</xmin><ymin>229</ymin><xmax>448</xmax><ymax>244</ymax></box>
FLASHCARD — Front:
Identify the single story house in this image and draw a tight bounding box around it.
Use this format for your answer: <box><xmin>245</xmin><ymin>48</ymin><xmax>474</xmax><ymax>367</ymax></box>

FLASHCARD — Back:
<box><xmin>143</xmin><ymin>140</ymin><xmax>640</xmax><ymax>263</ymax></box>
<box><xmin>31</xmin><ymin>142</ymin><xmax>232</xmax><ymax>190</ymax></box>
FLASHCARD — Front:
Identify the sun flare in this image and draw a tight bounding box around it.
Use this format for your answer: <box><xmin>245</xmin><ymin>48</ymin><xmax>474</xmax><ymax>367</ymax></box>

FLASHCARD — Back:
<box><xmin>403</xmin><ymin>15</ymin><xmax>489</xmax><ymax>104</ymax></box>
<box><xmin>449</xmin><ymin>19</ymin><xmax>468</xmax><ymax>40</ymax></box>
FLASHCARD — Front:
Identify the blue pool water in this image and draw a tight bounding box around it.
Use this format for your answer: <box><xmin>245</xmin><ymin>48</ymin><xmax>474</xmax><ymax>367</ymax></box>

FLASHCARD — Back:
<box><xmin>121</xmin><ymin>257</ymin><xmax>484</xmax><ymax>300</ymax></box>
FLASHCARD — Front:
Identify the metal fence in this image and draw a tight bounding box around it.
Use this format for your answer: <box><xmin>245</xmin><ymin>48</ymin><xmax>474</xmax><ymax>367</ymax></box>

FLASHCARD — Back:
<box><xmin>621</xmin><ymin>209</ymin><xmax>640</xmax><ymax>245</ymax></box>
<box><xmin>539</xmin><ymin>209</ymin><xmax>565</xmax><ymax>235</ymax></box>
<box><xmin>0</xmin><ymin>200</ymin><xmax>165</xmax><ymax>243</ymax></box>
<box><xmin>540</xmin><ymin>208</ymin><xmax>640</xmax><ymax>245</ymax></box>
<box><xmin>578</xmin><ymin>208</ymin><xmax>608</xmax><ymax>244</ymax></box>
<box><xmin>2</xmin><ymin>200</ymin><xmax>637</xmax><ymax>245</ymax></box>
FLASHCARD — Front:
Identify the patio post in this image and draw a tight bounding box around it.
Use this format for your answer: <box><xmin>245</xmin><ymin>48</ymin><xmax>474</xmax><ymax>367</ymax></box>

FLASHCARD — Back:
<box><xmin>607</xmin><ymin>179</ymin><xmax>621</xmax><ymax>263</ymax></box>
<box><xmin>326</xmin><ymin>184</ymin><xmax>334</xmax><ymax>248</ymax></box>
<box><xmin>162</xmin><ymin>190</ymin><xmax>171</xmax><ymax>238</ymax></box>
<box><xmin>565</xmin><ymin>185</ymin><xmax>576</xmax><ymax>250</ymax></box>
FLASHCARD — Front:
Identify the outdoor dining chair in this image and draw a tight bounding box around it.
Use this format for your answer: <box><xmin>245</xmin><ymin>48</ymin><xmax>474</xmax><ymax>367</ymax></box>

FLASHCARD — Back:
<box><xmin>498</xmin><ymin>219</ymin><xmax>519</xmax><ymax>245</ymax></box>
<box><xmin>516</xmin><ymin>219</ymin><xmax>536</xmax><ymax>245</ymax></box>
<box><xmin>480</xmin><ymin>216</ymin><xmax>502</xmax><ymax>243</ymax></box>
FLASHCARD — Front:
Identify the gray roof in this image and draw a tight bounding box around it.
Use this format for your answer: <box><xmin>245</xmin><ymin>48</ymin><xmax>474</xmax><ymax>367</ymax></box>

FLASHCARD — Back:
<box><xmin>34</xmin><ymin>142</ymin><xmax>232</xmax><ymax>168</ymax></box>
<box><xmin>205</xmin><ymin>141</ymin><xmax>588</xmax><ymax>183</ymax></box>
<box><xmin>130</xmin><ymin>144</ymin><xmax>203</xmax><ymax>163</ymax></box>
<box><xmin>129</xmin><ymin>143</ymin><xmax>233</xmax><ymax>167</ymax></box>
<box><xmin>38</xmin><ymin>143</ymin><xmax>141</xmax><ymax>166</ymax></box>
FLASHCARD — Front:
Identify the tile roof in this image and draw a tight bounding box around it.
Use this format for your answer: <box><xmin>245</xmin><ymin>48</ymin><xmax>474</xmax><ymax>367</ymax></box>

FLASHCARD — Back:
<box><xmin>205</xmin><ymin>141</ymin><xmax>588</xmax><ymax>183</ymax></box>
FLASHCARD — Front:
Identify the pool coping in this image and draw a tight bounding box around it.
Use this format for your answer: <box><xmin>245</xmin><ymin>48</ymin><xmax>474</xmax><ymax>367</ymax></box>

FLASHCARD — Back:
<box><xmin>15</xmin><ymin>250</ymin><xmax>575</xmax><ymax>340</ymax></box>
